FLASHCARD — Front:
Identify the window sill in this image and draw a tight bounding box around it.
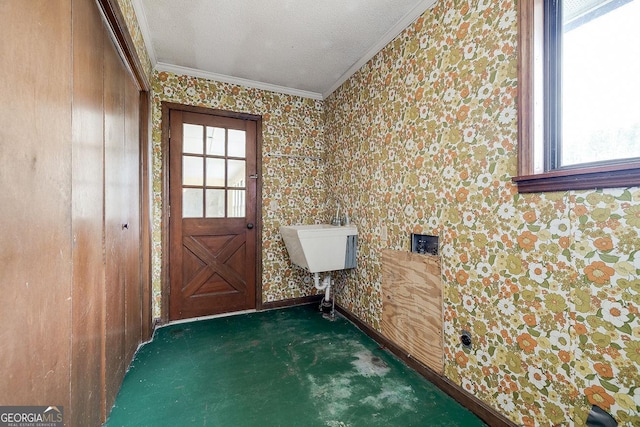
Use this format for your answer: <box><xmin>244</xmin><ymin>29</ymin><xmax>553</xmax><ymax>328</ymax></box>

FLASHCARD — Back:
<box><xmin>512</xmin><ymin>162</ymin><xmax>640</xmax><ymax>193</ymax></box>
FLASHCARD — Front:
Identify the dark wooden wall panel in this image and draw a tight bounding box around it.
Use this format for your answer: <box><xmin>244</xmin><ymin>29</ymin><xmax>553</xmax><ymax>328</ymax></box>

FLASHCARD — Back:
<box><xmin>103</xmin><ymin>31</ymin><xmax>128</xmax><ymax>415</ymax></box>
<box><xmin>1</xmin><ymin>0</ymin><xmax>150</xmax><ymax>422</ymax></box>
<box><xmin>70</xmin><ymin>0</ymin><xmax>106</xmax><ymax>424</ymax></box>
<box><xmin>124</xmin><ymin>71</ymin><xmax>143</xmax><ymax>364</ymax></box>
<box><xmin>0</xmin><ymin>0</ymin><xmax>73</xmax><ymax>410</ymax></box>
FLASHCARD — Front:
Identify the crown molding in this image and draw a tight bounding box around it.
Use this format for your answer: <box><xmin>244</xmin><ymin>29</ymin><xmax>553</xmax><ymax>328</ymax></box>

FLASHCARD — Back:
<box><xmin>155</xmin><ymin>62</ymin><xmax>324</xmax><ymax>101</ymax></box>
<box><xmin>134</xmin><ymin>0</ymin><xmax>437</xmax><ymax>101</ymax></box>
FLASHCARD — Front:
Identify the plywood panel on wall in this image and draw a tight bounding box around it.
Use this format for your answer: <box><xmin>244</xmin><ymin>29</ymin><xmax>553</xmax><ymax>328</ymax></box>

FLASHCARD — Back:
<box><xmin>381</xmin><ymin>249</ymin><xmax>443</xmax><ymax>374</ymax></box>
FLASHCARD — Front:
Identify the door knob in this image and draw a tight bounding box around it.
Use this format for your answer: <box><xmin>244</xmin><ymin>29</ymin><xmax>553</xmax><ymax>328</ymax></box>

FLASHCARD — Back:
<box><xmin>247</xmin><ymin>223</ymin><xmax>254</xmax><ymax>229</ymax></box>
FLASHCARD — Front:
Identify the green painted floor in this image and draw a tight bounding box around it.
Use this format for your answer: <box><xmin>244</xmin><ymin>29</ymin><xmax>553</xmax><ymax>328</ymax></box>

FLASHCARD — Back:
<box><xmin>105</xmin><ymin>305</ymin><xmax>486</xmax><ymax>427</ymax></box>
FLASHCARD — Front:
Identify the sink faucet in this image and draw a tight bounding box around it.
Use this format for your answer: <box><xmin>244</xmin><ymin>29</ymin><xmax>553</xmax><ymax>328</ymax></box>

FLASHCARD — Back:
<box><xmin>331</xmin><ymin>200</ymin><xmax>341</xmax><ymax>226</ymax></box>
<box><xmin>342</xmin><ymin>211</ymin><xmax>351</xmax><ymax>225</ymax></box>
<box><xmin>330</xmin><ymin>198</ymin><xmax>351</xmax><ymax>226</ymax></box>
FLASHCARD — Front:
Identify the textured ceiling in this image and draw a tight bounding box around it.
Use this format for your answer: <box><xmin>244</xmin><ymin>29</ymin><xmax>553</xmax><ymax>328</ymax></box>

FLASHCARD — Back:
<box><xmin>133</xmin><ymin>0</ymin><xmax>438</xmax><ymax>99</ymax></box>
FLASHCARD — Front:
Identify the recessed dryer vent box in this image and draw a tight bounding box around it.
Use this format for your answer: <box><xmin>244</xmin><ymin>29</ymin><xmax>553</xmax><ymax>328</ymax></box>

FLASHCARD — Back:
<box><xmin>411</xmin><ymin>234</ymin><xmax>439</xmax><ymax>256</ymax></box>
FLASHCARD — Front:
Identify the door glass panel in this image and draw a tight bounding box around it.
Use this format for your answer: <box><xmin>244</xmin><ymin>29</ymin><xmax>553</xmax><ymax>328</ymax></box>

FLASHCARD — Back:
<box><xmin>206</xmin><ymin>127</ymin><xmax>226</xmax><ymax>156</ymax></box>
<box><xmin>228</xmin><ymin>129</ymin><xmax>246</xmax><ymax>157</ymax></box>
<box><xmin>183</xmin><ymin>188</ymin><xmax>203</xmax><ymax>217</ymax></box>
<box><xmin>179</xmin><ymin>120</ymin><xmax>251</xmax><ymax>219</ymax></box>
<box><xmin>227</xmin><ymin>190</ymin><xmax>245</xmax><ymax>218</ymax></box>
<box><xmin>206</xmin><ymin>158</ymin><xmax>225</xmax><ymax>187</ymax></box>
<box><xmin>227</xmin><ymin>160</ymin><xmax>245</xmax><ymax>188</ymax></box>
<box><xmin>183</xmin><ymin>156</ymin><xmax>204</xmax><ymax>186</ymax></box>
<box><xmin>205</xmin><ymin>189</ymin><xmax>225</xmax><ymax>218</ymax></box>
<box><xmin>183</xmin><ymin>124</ymin><xmax>203</xmax><ymax>154</ymax></box>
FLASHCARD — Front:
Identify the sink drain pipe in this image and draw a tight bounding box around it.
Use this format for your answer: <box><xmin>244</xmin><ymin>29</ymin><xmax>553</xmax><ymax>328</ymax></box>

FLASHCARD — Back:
<box><xmin>313</xmin><ymin>272</ymin><xmax>332</xmax><ymax>302</ymax></box>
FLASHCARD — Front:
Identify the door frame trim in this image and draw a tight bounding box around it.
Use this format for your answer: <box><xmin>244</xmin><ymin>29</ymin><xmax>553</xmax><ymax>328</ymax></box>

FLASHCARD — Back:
<box><xmin>161</xmin><ymin>102</ymin><xmax>263</xmax><ymax>324</ymax></box>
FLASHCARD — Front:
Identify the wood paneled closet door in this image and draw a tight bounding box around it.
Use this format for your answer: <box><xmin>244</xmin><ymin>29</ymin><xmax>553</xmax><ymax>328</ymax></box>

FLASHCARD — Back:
<box><xmin>1</xmin><ymin>0</ymin><xmax>149</xmax><ymax>425</ymax></box>
<box><xmin>71</xmin><ymin>0</ymin><xmax>145</xmax><ymax>423</ymax></box>
<box><xmin>103</xmin><ymin>26</ymin><xmax>143</xmax><ymax>417</ymax></box>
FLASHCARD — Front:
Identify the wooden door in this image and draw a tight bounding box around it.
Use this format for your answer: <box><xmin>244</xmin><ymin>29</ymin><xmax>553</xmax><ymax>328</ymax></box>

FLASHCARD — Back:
<box><xmin>103</xmin><ymin>22</ymin><xmax>143</xmax><ymax>415</ymax></box>
<box><xmin>123</xmin><ymin>62</ymin><xmax>142</xmax><ymax>367</ymax></box>
<box><xmin>103</xmin><ymin>27</ymin><xmax>127</xmax><ymax>413</ymax></box>
<box><xmin>169</xmin><ymin>110</ymin><xmax>258</xmax><ymax>320</ymax></box>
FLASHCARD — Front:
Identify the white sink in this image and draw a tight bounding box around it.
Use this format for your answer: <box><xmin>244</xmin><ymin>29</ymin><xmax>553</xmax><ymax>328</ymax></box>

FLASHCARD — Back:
<box><xmin>280</xmin><ymin>224</ymin><xmax>358</xmax><ymax>273</ymax></box>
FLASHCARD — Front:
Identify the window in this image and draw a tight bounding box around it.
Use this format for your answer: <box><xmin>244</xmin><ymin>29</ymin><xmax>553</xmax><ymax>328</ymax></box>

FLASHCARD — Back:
<box><xmin>514</xmin><ymin>0</ymin><xmax>640</xmax><ymax>193</ymax></box>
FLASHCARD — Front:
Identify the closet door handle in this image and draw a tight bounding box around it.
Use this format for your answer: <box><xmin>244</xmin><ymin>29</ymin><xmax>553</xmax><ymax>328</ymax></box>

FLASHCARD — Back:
<box><xmin>122</xmin><ymin>223</ymin><xmax>129</xmax><ymax>230</ymax></box>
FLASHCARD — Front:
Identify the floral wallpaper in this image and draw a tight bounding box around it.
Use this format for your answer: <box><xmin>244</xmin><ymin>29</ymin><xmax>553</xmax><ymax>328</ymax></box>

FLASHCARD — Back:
<box><xmin>113</xmin><ymin>0</ymin><xmax>327</xmax><ymax>321</ymax></box>
<box><xmin>150</xmin><ymin>72</ymin><xmax>327</xmax><ymax>315</ymax></box>
<box><xmin>119</xmin><ymin>0</ymin><xmax>639</xmax><ymax>424</ymax></box>
<box><xmin>115</xmin><ymin>0</ymin><xmax>153</xmax><ymax>81</ymax></box>
<box><xmin>324</xmin><ymin>0</ymin><xmax>640</xmax><ymax>426</ymax></box>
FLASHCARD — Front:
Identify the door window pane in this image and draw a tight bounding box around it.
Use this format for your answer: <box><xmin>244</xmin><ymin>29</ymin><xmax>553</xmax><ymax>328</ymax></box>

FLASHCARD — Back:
<box><xmin>206</xmin><ymin>127</ymin><xmax>226</xmax><ymax>156</ymax></box>
<box><xmin>206</xmin><ymin>158</ymin><xmax>225</xmax><ymax>187</ymax></box>
<box><xmin>183</xmin><ymin>156</ymin><xmax>204</xmax><ymax>186</ymax></box>
<box><xmin>183</xmin><ymin>188</ymin><xmax>203</xmax><ymax>217</ymax></box>
<box><xmin>205</xmin><ymin>189</ymin><xmax>225</xmax><ymax>218</ymax></box>
<box><xmin>227</xmin><ymin>190</ymin><xmax>245</xmax><ymax>218</ymax></box>
<box><xmin>183</xmin><ymin>124</ymin><xmax>203</xmax><ymax>154</ymax></box>
<box><xmin>228</xmin><ymin>129</ymin><xmax>246</xmax><ymax>158</ymax></box>
<box><xmin>227</xmin><ymin>160</ymin><xmax>245</xmax><ymax>187</ymax></box>
<box><xmin>181</xmin><ymin>119</ymin><xmax>251</xmax><ymax>219</ymax></box>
